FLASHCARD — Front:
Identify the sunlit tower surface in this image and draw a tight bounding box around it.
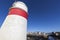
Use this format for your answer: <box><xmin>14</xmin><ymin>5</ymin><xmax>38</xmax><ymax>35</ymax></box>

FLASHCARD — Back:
<box><xmin>0</xmin><ymin>1</ymin><xmax>28</xmax><ymax>40</ymax></box>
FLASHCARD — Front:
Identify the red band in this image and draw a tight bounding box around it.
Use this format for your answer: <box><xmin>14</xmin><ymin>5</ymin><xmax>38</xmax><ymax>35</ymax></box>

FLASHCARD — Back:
<box><xmin>8</xmin><ymin>8</ymin><xmax>28</xmax><ymax>19</ymax></box>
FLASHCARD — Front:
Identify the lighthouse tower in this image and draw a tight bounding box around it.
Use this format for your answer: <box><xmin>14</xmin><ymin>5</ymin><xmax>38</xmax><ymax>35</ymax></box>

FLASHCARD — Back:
<box><xmin>0</xmin><ymin>1</ymin><xmax>28</xmax><ymax>40</ymax></box>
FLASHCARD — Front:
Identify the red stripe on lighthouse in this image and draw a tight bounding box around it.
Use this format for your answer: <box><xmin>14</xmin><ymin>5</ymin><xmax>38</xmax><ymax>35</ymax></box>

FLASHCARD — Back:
<box><xmin>8</xmin><ymin>8</ymin><xmax>28</xmax><ymax>19</ymax></box>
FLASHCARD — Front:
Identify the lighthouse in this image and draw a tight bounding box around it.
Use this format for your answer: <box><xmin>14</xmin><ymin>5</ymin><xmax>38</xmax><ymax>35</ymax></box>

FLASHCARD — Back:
<box><xmin>0</xmin><ymin>1</ymin><xmax>28</xmax><ymax>40</ymax></box>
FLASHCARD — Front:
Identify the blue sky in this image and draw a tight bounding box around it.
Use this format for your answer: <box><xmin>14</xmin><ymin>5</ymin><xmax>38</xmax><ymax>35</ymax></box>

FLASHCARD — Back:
<box><xmin>0</xmin><ymin>0</ymin><xmax>60</xmax><ymax>32</ymax></box>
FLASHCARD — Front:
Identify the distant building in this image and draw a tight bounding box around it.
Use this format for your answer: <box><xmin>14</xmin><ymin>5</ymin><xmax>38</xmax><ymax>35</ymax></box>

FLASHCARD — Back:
<box><xmin>27</xmin><ymin>32</ymin><xmax>60</xmax><ymax>40</ymax></box>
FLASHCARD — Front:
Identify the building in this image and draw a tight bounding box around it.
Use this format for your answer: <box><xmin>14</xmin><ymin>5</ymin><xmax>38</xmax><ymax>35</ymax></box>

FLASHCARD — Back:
<box><xmin>27</xmin><ymin>32</ymin><xmax>60</xmax><ymax>40</ymax></box>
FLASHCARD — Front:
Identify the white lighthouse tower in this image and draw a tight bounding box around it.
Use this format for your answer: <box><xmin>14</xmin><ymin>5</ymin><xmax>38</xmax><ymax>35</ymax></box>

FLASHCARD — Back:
<box><xmin>0</xmin><ymin>1</ymin><xmax>28</xmax><ymax>40</ymax></box>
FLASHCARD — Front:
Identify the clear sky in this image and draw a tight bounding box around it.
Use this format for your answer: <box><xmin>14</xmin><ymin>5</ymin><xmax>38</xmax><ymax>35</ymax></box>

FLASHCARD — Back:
<box><xmin>0</xmin><ymin>0</ymin><xmax>60</xmax><ymax>32</ymax></box>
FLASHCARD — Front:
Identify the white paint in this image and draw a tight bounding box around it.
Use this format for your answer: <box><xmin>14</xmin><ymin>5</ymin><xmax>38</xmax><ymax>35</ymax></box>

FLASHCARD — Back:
<box><xmin>12</xmin><ymin>1</ymin><xmax>28</xmax><ymax>12</ymax></box>
<box><xmin>0</xmin><ymin>15</ymin><xmax>27</xmax><ymax>40</ymax></box>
